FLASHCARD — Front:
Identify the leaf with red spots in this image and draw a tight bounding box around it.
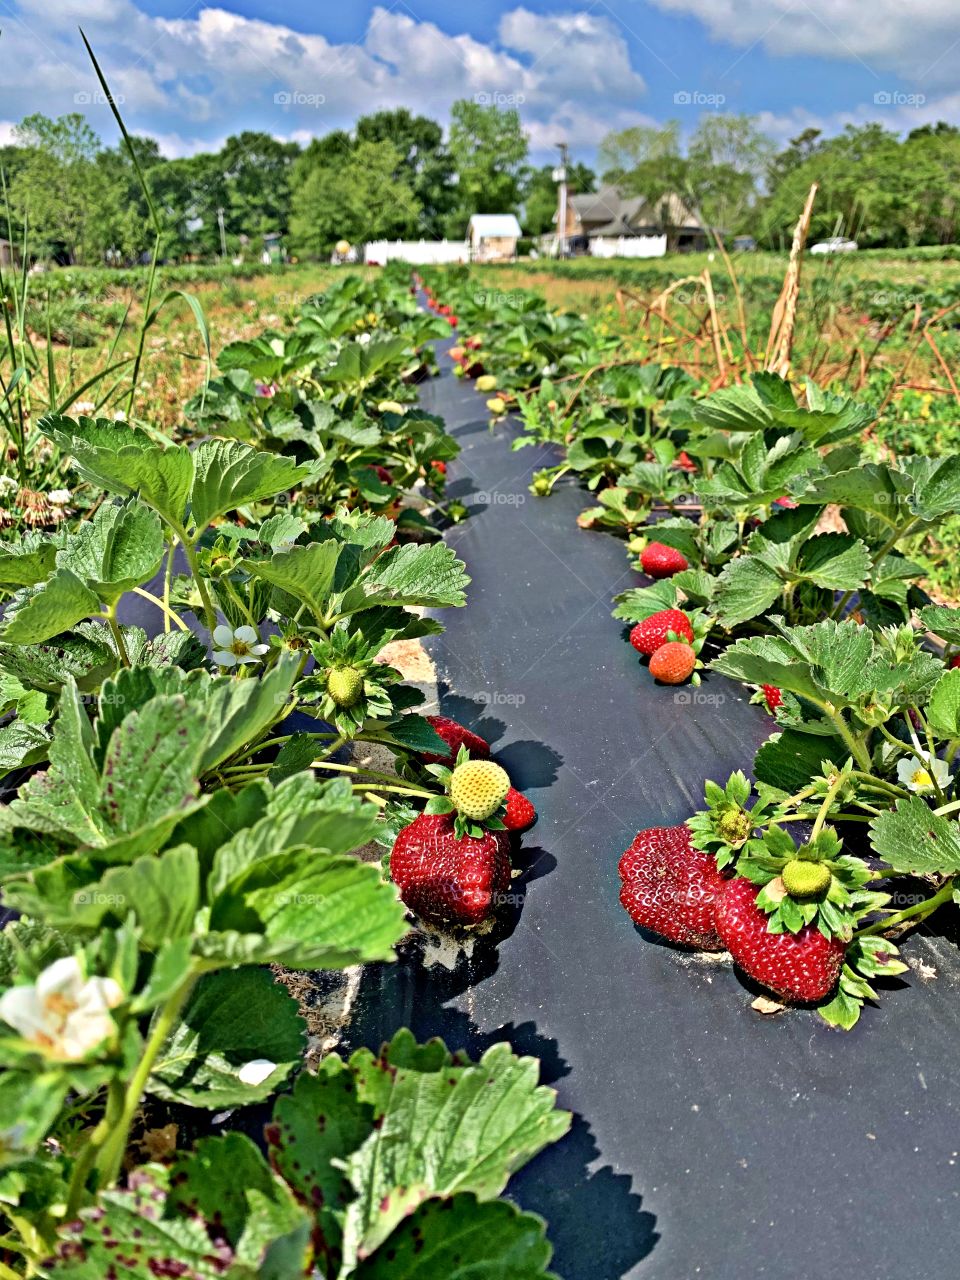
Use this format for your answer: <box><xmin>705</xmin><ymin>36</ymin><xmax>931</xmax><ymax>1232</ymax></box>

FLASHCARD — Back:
<box><xmin>352</xmin><ymin>1194</ymin><xmax>557</xmax><ymax>1280</ymax></box>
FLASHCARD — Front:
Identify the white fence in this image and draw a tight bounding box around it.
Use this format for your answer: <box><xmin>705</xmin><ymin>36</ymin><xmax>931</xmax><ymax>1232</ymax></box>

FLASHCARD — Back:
<box><xmin>364</xmin><ymin>240</ymin><xmax>469</xmax><ymax>266</ymax></box>
<box><xmin>589</xmin><ymin>235</ymin><xmax>666</xmax><ymax>259</ymax></box>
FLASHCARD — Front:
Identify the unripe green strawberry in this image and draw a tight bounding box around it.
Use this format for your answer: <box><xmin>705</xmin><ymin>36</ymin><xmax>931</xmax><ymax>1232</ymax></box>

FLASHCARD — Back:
<box><xmin>487</xmin><ymin>397</ymin><xmax>506</xmax><ymax>415</ymax></box>
<box><xmin>450</xmin><ymin>759</ymin><xmax>510</xmax><ymax>820</ymax></box>
<box><xmin>782</xmin><ymin>859</ymin><xmax>831</xmax><ymax>899</ymax></box>
<box><xmin>475</xmin><ymin>374</ymin><xmax>497</xmax><ymax>392</ymax></box>
<box><xmin>327</xmin><ymin>666</ymin><xmax>363</xmax><ymax>708</ymax></box>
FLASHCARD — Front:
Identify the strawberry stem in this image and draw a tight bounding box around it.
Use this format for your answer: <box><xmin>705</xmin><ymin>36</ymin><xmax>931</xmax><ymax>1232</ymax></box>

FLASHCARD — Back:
<box><xmin>855</xmin><ymin>879</ymin><xmax>955</xmax><ymax>937</ymax></box>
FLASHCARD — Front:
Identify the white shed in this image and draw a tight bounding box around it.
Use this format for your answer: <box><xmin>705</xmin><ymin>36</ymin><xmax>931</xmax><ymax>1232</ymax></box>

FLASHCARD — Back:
<box><xmin>467</xmin><ymin>214</ymin><xmax>522</xmax><ymax>262</ymax></box>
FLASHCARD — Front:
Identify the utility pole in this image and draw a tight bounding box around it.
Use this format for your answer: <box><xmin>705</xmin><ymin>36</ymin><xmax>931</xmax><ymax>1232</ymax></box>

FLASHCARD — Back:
<box><xmin>217</xmin><ymin>206</ymin><xmax>227</xmax><ymax>259</ymax></box>
<box><xmin>553</xmin><ymin>142</ymin><xmax>569</xmax><ymax>258</ymax></box>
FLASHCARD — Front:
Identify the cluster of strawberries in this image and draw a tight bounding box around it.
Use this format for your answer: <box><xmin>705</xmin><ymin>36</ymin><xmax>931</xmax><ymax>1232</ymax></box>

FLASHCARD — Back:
<box><xmin>619</xmin><ymin>825</ymin><xmax>845</xmax><ymax>1003</ymax></box>
<box><xmin>626</xmin><ymin>542</ymin><xmax>705</xmax><ymax>685</ymax></box>
<box><xmin>389</xmin><ymin>716</ymin><xmax>536</xmax><ymax>929</ymax></box>
<box><xmin>421</xmin><ymin>283</ymin><xmax>459</xmax><ymax>329</ymax></box>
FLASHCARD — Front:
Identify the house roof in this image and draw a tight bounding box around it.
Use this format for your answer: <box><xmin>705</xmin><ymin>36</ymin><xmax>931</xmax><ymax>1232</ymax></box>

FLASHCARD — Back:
<box><xmin>570</xmin><ymin>186</ymin><xmax>703</xmax><ymax>234</ymax></box>
<box><xmin>467</xmin><ymin>214</ymin><xmax>522</xmax><ymax>238</ymax></box>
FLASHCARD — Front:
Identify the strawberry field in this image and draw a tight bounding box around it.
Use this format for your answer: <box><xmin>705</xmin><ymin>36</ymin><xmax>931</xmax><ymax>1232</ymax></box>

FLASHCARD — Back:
<box><xmin>4</xmin><ymin>162</ymin><xmax>960</xmax><ymax>1278</ymax></box>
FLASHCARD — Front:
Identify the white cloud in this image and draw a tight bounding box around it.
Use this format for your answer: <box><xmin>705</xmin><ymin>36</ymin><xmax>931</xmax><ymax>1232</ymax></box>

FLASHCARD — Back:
<box><xmin>0</xmin><ymin>2</ymin><xmax>655</xmax><ymax>160</ymax></box>
<box><xmin>647</xmin><ymin>0</ymin><xmax>960</xmax><ymax>85</ymax></box>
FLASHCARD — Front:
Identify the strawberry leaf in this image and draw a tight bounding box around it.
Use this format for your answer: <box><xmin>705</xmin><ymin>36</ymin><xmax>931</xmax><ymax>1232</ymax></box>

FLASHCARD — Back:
<box><xmin>870</xmin><ymin>798</ymin><xmax>960</xmax><ymax>875</ymax></box>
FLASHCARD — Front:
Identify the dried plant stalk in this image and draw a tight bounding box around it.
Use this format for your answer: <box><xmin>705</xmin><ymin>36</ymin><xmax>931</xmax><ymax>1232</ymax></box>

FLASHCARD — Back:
<box><xmin>766</xmin><ymin>183</ymin><xmax>818</xmax><ymax>378</ymax></box>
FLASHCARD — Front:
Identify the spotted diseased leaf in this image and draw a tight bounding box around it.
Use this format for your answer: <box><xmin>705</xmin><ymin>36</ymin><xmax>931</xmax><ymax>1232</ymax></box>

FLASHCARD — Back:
<box><xmin>267</xmin><ymin>1057</ymin><xmax>373</xmax><ymax>1265</ymax></box>
<box><xmin>352</xmin><ymin>1195</ymin><xmax>557</xmax><ymax>1280</ymax></box>
<box><xmin>870</xmin><ymin>798</ymin><xmax>960</xmax><ymax>876</ymax></box>
<box><xmin>5</xmin><ymin>685</ymin><xmax>207</xmax><ymax>860</ymax></box>
<box><xmin>48</xmin><ymin>1169</ymin><xmax>227</xmax><ymax>1278</ymax></box>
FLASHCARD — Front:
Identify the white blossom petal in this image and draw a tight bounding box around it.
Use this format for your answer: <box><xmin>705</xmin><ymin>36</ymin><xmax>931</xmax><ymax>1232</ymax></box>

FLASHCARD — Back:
<box><xmin>236</xmin><ymin>1058</ymin><xmax>276</xmax><ymax>1086</ymax></box>
<box><xmin>212</xmin><ymin>624</ymin><xmax>235</xmax><ymax>647</ymax></box>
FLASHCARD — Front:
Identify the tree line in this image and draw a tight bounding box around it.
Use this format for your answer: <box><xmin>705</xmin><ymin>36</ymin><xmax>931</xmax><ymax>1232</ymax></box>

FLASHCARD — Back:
<box><xmin>2</xmin><ymin>101</ymin><xmax>960</xmax><ymax>265</ymax></box>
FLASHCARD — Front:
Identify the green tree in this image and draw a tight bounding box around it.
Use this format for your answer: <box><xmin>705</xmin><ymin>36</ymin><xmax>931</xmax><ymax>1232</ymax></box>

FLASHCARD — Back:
<box><xmin>221</xmin><ymin>131</ymin><xmax>300</xmax><ymax>243</ymax></box>
<box><xmin>444</xmin><ymin>100</ymin><xmax>528</xmax><ymax>236</ymax></box>
<box><xmin>355</xmin><ymin>109</ymin><xmax>455</xmax><ymax>236</ymax></box>
<box><xmin>686</xmin><ymin>113</ymin><xmax>774</xmax><ymax>234</ymax></box>
<box><xmin>597</xmin><ymin>122</ymin><xmax>687</xmax><ymax>201</ymax></box>
<box><xmin>9</xmin><ymin>113</ymin><xmax>101</xmax><ymax>262</ymax></box>
<box><xmin>288</xmin><ymin>140</ymin><xmax>422</xmax><ymax>258</ymax></box>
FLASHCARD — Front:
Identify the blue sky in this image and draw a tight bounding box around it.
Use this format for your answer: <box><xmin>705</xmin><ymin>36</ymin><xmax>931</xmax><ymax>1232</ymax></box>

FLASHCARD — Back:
<box><xmin>1</xmin><ymin>1</ymin><xmax>955</xmax><ymax>160</ymax></box>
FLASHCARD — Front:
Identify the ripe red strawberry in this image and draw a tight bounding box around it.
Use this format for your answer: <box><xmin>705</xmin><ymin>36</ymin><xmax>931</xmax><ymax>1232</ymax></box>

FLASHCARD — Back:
<box><xmin>372</xmin><ymin>465</ymin><xmax>393</xmax><ymax>485</ymax></box>
<box><xmin>762</xmin><ymin>684</ymin><xmax>782</xmax><ymax>712</ymax></box>
<box><xmin>949</xmin><ymin>654</ymin><xmax>960</xmax><ymax>670</ymax></box>
<box><xmin>390</xmin><ymin>812</ymin><xmax>511</xmax><ymax>926</ymax></box>
<box><xmin>649</xmin><ymin>641</ymin><xmax>696</xmax><ymax>684</ymax></box>
<box><xmin>629</xmin><ymin>609</ymin><xmax>694</xmax><ymax>656</ymax></box>
<box><xmin>773</xmin><ymin>496</ymin><xmax>798</xmax><ymax>510</ymax></box>
<box><xmin>503</xmin><ymin>787</ymin><xmax>536</xmax><ymax>832</ymax></box>
<box><xmin>430</xmin><ymin>460</ymin><xmax>447</xmax><ymax>475</ymax></box>
<box><xmin>618</xmin><ymin>824</ymin><xmax>724</xmax><ymax>950</ymax></box>
<box><xmin>714</xmin><ymin>876</ymin><xmax>846</xmax><ymax>1002</ymax></box>
<box><xmin>640</xmin><ymin>542</ymin><xmax>689</xmax><ymax>579</ymax></box>
<box><xmin>420</xmin><ymin>715</ymin><xmax>491</xmax><ymax>766</ymax></box>
<box><xmin>674</xmin><ymin>450</ymin><xmax>698</xmax><ymax>474</ymax></box>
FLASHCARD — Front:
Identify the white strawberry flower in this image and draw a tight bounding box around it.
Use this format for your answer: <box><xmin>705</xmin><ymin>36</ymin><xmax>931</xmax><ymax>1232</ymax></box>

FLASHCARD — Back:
<box><xmin>212</xmin><ymin>624</ymin><xmax>270</xmax><ymax>668</ymax></box>
<box><xmin>48</xmin><ymin>489</ymin><xmax>72</xmax><ymax>506</ymax></box>
<box><xmin>236</xmin><ymin>1058</ymin><xmax>276</xmax><ymax>1086</ymax></box>
<box><xmin>0</xmin><ymin>957</ymin><xmax>122</xmax><ymax>1061</ymax></box>
<box><xmin>897</xmin><ymin>755</ymin><xmax>952</xmax><ymax>793</ymax></box>
<box><xmin>73</xmin><ymin>400</ymin><xmax>95</xmax><ymax>414</ymax></box>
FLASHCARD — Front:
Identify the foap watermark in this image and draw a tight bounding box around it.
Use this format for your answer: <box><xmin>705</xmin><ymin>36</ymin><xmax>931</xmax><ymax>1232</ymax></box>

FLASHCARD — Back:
<box><xmin>274</xmin><ymin>90</ymin><xmax>326</xmax><ymax>108</ymax></box>
<box><xmin>477</xmin><ymin>690</ymin><xmax>526</xmax><ymax>708</ymax></box>
<box><xmin>674</xmin><ymin>289</ymin><xmax>727</xmax><ymax>306</ymax></box>
<box><xmin>871</xmin><ymin>290</ymin><xmax>927</xmax><ymax>310</ymax></box>
<box><xmin>475</xmin><ymin>490</ymin><xmax>525</xmax><ymax>508</ymax></box>
<box><xmin>874</xmin><ymin>90</ymin><xmax>926</xmax><ymax>107</ymax></box>
<box><xmin>74</xmin><ymin>89</ymin><xmax>125</xmax><ymax>106</ymax></box>
<box><xmin>474</xmin><ymin>90</ymin><xmax>526</xmax><ymax>107</ymax></box>
<box><xmin>674</xmin><ymin>689</ymin><xmax>726</xmax><ymax>707</ymax></box>
<box><xmin>73</xmin><ymin>891</ymin><xmax>126</xmax><ymax>907</ymax></box>
<box><xmin>473</xmin><ymin>290</ymin><xmax>527</xmax><ymax>308</ymax></box>
<box><xmin>674</xmin><ymin>90</ymin><xmax>726</xmax><ymax>107</ymax></box>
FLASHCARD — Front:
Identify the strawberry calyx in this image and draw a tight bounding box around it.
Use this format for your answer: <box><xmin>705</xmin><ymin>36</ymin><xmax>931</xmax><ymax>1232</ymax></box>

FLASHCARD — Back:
<box><xmin>734</xmin><ymin>825</ymin><xmax>882</xmax><ymax>939</ymax></box>
<box><xmin>424</xmin><ymin>745</ymin><xmax>512</xmax><ymax>839</ymax></box>
<box><xmin>687</xmin><ymin>771</ymin><xmax>773</xmax><ymax>870</ymax></box>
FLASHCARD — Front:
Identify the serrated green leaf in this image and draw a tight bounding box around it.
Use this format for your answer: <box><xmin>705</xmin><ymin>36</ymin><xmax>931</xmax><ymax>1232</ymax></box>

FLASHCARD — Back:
<box><xmin>340</xmin><ymin>1033</ymin><xmax>571</xmax><ymax>1268</ymax></box>
<box><xmin>0</xmin><ymin>570</ymin><xmax>100</xmax><ymax>644</ymax></box>
<box><xmin>149</xmin><ymin>968</ymin><xmax>305</xmax><ymax>1108</ymax></box>
<box><xmin>796</xmin><ymin>533</ymin><xmax>871</xmax><ymax>591</ymax></box>
<box><xmin>925</xmin><ymin>669</ymin><xmax>960</xmax><ymax>737</ymax></box>
<box><xmin>712</xmin><ymin>556</ymin><xmax>782</xmax><ymax>627</ymax></box>
<box><xmin>189</xmin><ymin>439</ymin><xmax>312</xmax><ymax>533</ymax></box>
<box><xmin>243</xmin><ymin>541</ymin><xmax>341</xmax><ymax>623</ymax></box>
<box><xmin>56</xmin><ymin>500</ymin><xmax>164</xmax><ymax>607</ymax></box>
<box><xmin>358</xmin><ymin>542</ymin><xmax>468</xmax><ymax>610</ymax></box>
<box><xmin>870</xmin><ymin>798</ymin><xmax>960</xmax><ymax>875</ymax></box>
